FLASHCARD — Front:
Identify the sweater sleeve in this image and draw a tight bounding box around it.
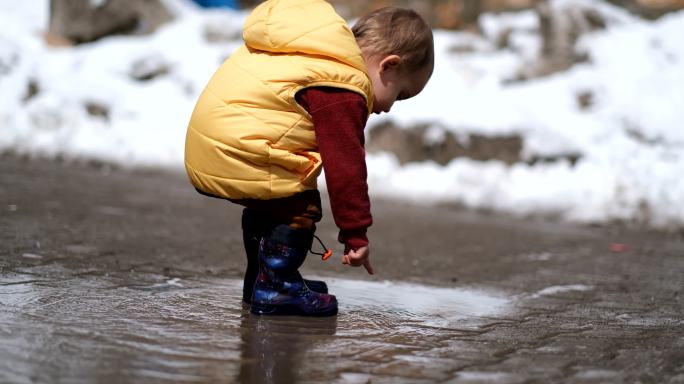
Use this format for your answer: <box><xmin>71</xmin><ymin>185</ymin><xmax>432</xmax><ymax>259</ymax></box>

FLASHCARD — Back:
<box><xmin>296</xmin><ymin>87</ymin><xmax>372</xmax><ymax>249</ymax></box>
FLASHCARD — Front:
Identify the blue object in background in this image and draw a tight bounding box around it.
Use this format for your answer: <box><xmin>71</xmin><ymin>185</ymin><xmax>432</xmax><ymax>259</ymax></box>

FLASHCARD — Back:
<box><xmin>193</xmin><ymin>0</ymin><xmax>239</xmax><ymax>9</ymax></box>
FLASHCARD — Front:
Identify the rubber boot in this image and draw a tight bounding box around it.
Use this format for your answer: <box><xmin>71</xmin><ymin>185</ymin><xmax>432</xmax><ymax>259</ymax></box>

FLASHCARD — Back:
<box><xmin>250</xmin><ymin>224</ymin><xmax>338</xmax><ymax>316</ymax></box>
<box><xmin>241</xmin><ymin>209</ymin><xmax>327</xmax><ymax>304</ymax></box>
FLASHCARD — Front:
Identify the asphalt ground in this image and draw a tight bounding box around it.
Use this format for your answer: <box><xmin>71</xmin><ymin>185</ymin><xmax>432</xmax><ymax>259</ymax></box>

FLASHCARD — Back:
<box><xmin>1</xmin><ymin>156</ymin><xmax>683</xmax><ymax>383</ymax></box>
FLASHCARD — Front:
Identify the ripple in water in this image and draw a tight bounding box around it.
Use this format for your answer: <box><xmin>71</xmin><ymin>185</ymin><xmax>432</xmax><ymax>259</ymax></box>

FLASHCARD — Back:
<box><xmin>0</xmin><ymin>268</ymin><xmax>510</xmax><ymax>383</ymax></box>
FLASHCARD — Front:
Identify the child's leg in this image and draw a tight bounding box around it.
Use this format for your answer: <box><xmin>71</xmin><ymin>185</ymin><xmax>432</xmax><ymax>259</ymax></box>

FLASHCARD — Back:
<box><xmin>236</xmin><ymin>190</ymin><xmax>337</xmax><ymax>316</ymax></box>
<box><xmin>240</xmin><ymin>208</ymin><xmax>266</xmax><ymax>303</ymax></box>
<box><xmin>251</xmin><ymin>222</ymin><xmax>338</xmax><ymax>316</ymax></box>
<box><xmin>240</xmin><ymin>208</ymin><xmax>330</xmax><ymax>303</ymax></box>
<box><xmin>234</xmin><ymin>190</ymin><xmax>330</xmax><ymax>305</ymax></box>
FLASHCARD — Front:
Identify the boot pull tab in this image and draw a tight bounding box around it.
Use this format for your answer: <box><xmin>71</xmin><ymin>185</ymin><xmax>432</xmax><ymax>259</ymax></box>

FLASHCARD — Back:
<box><xmin>310</xmin><ymin>235</ymin><xmax>333</xmax><ymax>261</ymax></box>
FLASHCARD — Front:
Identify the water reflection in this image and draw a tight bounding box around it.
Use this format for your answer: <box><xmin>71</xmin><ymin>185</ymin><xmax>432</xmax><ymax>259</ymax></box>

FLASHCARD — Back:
<box><xmin>238</xmin><ymin>311</ymin><xmax>337</xmax><ymax>384</ymax></box>
<box><xmin>0</xmin><ymin>266</ymin><xmax>510</xmax><ymax>383</ymax></box>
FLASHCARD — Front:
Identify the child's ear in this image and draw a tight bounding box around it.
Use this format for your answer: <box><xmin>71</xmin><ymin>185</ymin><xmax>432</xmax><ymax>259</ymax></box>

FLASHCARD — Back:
<box><xmin>379</xmin><ymin>55</ymin><xmax>401</xmax><ymax>73</ymax></box>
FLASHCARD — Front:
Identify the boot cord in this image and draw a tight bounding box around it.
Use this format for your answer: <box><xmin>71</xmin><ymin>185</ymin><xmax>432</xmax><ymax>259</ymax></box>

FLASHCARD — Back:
<box><xmin>310</xmin><ymin>235</ymin><xmax>333</xmax><ymax>261</ymax></box>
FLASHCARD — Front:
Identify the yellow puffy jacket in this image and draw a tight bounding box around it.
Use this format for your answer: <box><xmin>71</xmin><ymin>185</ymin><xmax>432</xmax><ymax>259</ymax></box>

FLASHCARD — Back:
<box><xmin>185</xmin><ymin>0</ymin><xmax>373</xmax><ymax>200</ymax></box>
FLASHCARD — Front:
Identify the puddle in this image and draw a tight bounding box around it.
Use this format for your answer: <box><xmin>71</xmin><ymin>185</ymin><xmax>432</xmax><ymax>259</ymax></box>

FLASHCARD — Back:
<box><xmin>0</xmin><ymin>267</ymin><xmax>511</xmax><ymax>383</ymax></box>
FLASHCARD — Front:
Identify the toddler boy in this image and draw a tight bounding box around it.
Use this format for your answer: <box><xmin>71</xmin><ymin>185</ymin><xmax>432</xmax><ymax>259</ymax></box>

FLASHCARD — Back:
<box><xmin>185</xmin><ymin>0</ymin><xmax>434</xmax><ymax>316</ymax></box>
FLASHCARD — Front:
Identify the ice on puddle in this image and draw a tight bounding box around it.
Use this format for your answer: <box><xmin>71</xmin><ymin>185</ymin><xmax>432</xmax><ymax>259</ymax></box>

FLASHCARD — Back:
<box><xmin>530</xmin><ymin>284</ymin><xmax>593</xmax><ymax>298</ymax></box>
<box><xmin>21</xmin><ymin>253</ymin><xmax>43</xmax><ymax>260</ymax></box>
<box><xmin>329</xmin><ymin>278</ymin><xmax>509</xmax><ymax>323</ymax></box>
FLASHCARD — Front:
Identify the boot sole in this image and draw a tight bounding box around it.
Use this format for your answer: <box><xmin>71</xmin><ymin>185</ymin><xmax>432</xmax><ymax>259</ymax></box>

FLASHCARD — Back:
<box><xmin>250</xmin><ymin>302</ymin><xmax>338</xmax><ymax>317</ymax></box>
<box><xmin>242</xmin><ymin>286</ymin><xmax>327</xmax><ymax>305</ymax></box>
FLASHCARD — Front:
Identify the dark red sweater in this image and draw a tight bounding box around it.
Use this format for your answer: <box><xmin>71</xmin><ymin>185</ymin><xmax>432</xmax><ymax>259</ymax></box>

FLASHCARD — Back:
<box><xmin>296</xmin><ymin>87</ymin><xmax>372</xmax><ymax>250</ymax></box>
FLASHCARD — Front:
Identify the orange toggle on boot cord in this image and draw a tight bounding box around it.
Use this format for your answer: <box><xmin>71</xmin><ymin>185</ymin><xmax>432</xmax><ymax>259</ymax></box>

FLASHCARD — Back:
<box><xmin>311</xmin><ymin>235</ymin><xmax>333</xmax><ymax>260</ymax></box>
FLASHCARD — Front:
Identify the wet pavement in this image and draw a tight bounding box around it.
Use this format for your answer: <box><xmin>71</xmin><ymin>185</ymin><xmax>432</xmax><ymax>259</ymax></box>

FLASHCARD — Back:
<box><xmin>1</xmin><ymin>157</ymin><xmax>683</xmax><ymax>383</ymax></box>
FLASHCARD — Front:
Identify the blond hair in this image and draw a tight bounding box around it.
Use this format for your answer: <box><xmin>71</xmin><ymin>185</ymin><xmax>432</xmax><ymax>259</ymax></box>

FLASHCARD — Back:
<box><xmin>352</xmin><ymin>7</ymin><xmax>434</xmax><ymax>73</ymax></box>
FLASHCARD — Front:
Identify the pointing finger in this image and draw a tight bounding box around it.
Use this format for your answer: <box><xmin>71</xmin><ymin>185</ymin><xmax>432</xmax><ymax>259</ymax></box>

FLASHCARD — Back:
<box><xmin>363</xmin><ymin>259</ymin><xmax>374</xmax><ymax>275</ymax></box>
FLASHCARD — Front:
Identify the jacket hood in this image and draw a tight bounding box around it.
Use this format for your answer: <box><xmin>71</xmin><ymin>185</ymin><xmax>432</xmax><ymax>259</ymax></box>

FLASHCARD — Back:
<box><xmin>242</xmin><ymin>0</ymin><xmax>368</xmax><ymax>73</ymax></box>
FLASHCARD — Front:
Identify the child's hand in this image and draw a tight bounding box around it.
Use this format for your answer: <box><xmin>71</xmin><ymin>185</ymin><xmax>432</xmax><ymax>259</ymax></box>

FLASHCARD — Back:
<box><xmin>342</xmin><ymin>245</ymin><xmax>374</xmax><ymax>275</ymax></box>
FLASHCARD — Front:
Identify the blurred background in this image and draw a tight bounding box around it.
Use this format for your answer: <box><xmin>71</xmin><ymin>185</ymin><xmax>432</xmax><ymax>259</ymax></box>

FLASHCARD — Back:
<box><xmin>44</xmin><ymin>0</ymin><xmax>684</xmax><ymax>39</ymax></box>
<box><xmin>1</xmin><ymin>0</ymin><xmax>683</xmax><ymax>230</ymax></box>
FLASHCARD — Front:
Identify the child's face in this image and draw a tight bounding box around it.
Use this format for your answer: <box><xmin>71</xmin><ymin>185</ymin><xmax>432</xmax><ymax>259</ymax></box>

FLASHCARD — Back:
<box><xmin>366</xmin><ymin>54</ymin><xmax>432</xmax><ymax>114</ymax></box>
